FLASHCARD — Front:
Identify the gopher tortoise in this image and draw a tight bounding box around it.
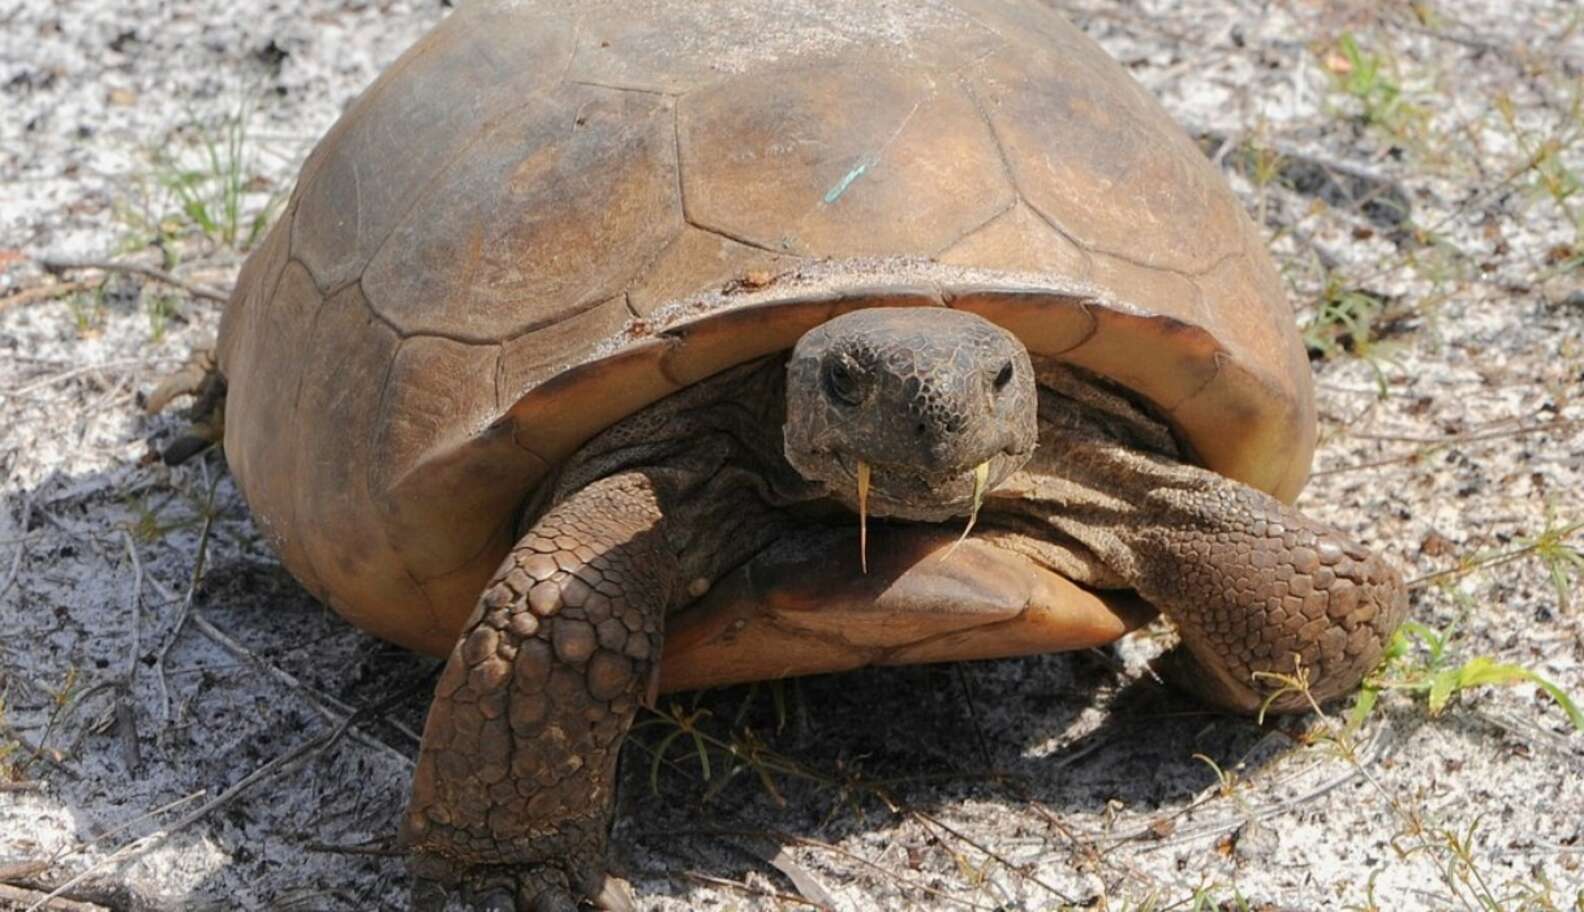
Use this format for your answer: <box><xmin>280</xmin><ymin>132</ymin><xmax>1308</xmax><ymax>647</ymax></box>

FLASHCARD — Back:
<box><xmin>149</xmin><ymin>0</ymin><xmax>1408</xmax><ymax>907</ymax></box>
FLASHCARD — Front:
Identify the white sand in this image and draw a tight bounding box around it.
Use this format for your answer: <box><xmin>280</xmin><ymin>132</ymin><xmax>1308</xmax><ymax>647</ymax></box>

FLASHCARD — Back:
<box><xmin>2</xmin><ymin>1</ymin><xmax>1580</xmax><ymax>909</ymax></box>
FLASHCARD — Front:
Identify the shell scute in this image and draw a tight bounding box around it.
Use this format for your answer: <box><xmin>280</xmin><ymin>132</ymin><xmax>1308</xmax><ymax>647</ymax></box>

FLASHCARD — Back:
<box><xmin>364</xmin><ymin>86</ymin><xmax>680</xmax><ymax>342</ymax></box>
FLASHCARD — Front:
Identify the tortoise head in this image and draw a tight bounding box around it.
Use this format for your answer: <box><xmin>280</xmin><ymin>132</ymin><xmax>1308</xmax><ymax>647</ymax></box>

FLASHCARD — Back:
<box><xmin>783</xmin><ymin>308</ymin><xmax>1038</xmax><ymax>533</ymax></box>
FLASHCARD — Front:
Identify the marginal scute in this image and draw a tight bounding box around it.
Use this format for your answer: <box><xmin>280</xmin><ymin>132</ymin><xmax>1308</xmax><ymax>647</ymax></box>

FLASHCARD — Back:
<box><xmin>372</xmin><ymin>335</ymin><xmax>504</xmax><ymax>587</ymax></box>
<box><xmin>374</xmin><ymin>336</ymin><xmax>500</xmax><ymax>497</ymax></box>
<box><xmin>1235</xmin><ymin>209</ymin><xmax>1318</xmax><ymax>488</ymax></box>
<box><xmin>948</xmin><ymin>289</ymin><xmax>1096</xmax><ymax>357</ymax></box>
<box><xmin>215</xmin><ymin>200</ymin><xmax>292</xmax><ymax>380</ymax></box>
<box><xmin>1197</xmin><ymin>249</ymin><xmax>1300</xmax><ymax>389</ymax></box>
<box><xmin>1060</xmin><ymin>303</ymin><xmax>1222</xmax><ymax>414</ymax></box>
<box><xmin>1172</xmin><ymin>355</ymin><xmax>1310</xmax><ymax>504</ymax></box>
<box><xmin>1090</xmin><ymin>250</ymin><xmax>1213</xmax><ymax>328</ymax></box>
<box><xmin>389</xmin><ymin>419</ymin><xmax>547</xmax><ymax>576</ymax></box>
<box><xmin>286</xmin><ymin>283</ymin><xmax>433</xmax><ymax>646</ymax></box>
<box><xmin>223</xmin><ymin>256</ymin><xmax>322</xmax><ymax>596</ymax></box>
<box><xmin>215</xmin><ymin>211</ymin><xmax>294</xmax><ymax>501</ymax></box>
<box><xmin>415</xmin><ymin>519</ymin><xmax>517</xmax><ymax>656</ymax></box>
<box><xmin>627</xmin><ymin>228</ymin><xmax>797</xmax><ymax>317</ymax></box>
<box><xmin>496</xmin><ymin>296</ymin><xmax>633</xmax><ymax>406</ymax></box>
<box><xmin>505</xmin><ymin>340</ymin><xmax>681</xmax><ymax>468</ymax></box>
<box><xmin>658</xmin><ymin>291</ymin><xmax>941</xmax><ymax>388</ymax></box>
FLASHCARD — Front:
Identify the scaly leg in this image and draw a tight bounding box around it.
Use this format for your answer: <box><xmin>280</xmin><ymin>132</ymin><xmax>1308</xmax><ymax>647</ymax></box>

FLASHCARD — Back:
<box><xmin>143</xmin><ymin>345</ymin><xmax>226</xmax><ymax>465</ymax></box>
<box><xmin>1117</xmin><ymin>463</ymin><xmax>1405</xmax><ymax>712</ymax></box>
<box><xmin>1013</xmin><ymin>388</ymin><xmax>1407</xmax><ymax>713</ymax></box>
<box><xmin>402</xmin><ymin>472</ymin><xmax>673</xmax><ymax>911</ymax></box>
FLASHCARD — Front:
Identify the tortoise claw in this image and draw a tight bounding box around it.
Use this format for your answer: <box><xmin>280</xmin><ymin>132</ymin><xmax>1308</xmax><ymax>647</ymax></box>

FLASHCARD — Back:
<box><xmin>143</xmin><ymin>346</ymin><xmax>218</xmax><ymax>415</ymax></box>
<box><xmin>409</xmin><ymin>877</ymin><xmax>450</xmax><ymax>912</ymax></box>
<box><xmin>145</xmin><ymin>345</ymin><xmax>226</xmax><ymax>465</ymax></box>
<box><xmin>160</xmin><ymin>430</ymin><xmax>219</xmax><ymax>466</ymax></box>
<box><xmin>409</xmin><ymin>863</ymin><xmax>632</xmax><ymax>911</ymax></box>
<box><xmin>587</xmin><ymin>874</ymin><xmax>636</xmax><ymax>912</ymax></box>
<box><xmin>524</xmin><ymin>871</ymin><xmax>632</xmax><ymax>911</ymax></box>
<box><xmin>529</xmin><ymin>888</ymin><xmax>578</xmax><ymax>912</ymax></box>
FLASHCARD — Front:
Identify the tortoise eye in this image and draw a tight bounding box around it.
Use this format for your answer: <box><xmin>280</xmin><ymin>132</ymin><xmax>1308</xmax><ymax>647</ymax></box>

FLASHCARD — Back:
<box><xmin>823</xmin><ymin>358</ymin><xmax>864</xmax><ymax>407</ymax></box>
<box><xmin>993</xmin><ymin>361</ymin><xmax>1014</xmax><ymax>391</ymax></box>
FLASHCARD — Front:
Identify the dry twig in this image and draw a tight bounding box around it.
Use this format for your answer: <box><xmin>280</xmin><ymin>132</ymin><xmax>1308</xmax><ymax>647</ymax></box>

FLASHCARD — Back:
<box><xmin>1313</xmin><ymin>416</ymin><xmax>1581</xmax><ymax>478</ymax></box>
<box><xmin>0</xmin><ymin>360</ymin><xmax>149</xmax><ymax>402</ymax></box>
<box><xmin>0</xmin><ymin>282</ymin><xmax>89</xmax><ymax>314</ymax></box>
<box><xmin>0</xmin><ymin>883</ymin><xmax>109</xmax><ymax>912</ymax></box>
<box><xmin>39</xmin><ymin>258</ymin><xmax>229</xmax><ymax>304</ymax></box>
<box><xmin>681</xmin><ymin>872</ymin><xmax>828</xmax><ymax>909</ymax></box>
<box><xmin>115</xmin><ymin>531</ymin><xmax>145</xmax><ymax>772</ymax></box>
<box><xmin>0</xmin><ymin>495</ymin><xmax>29</xmax><ymax>603</ymax></box>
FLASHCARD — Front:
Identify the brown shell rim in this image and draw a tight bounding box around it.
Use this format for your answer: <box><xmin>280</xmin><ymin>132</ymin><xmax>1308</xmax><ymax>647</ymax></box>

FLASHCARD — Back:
<box><xmin>399</xmin><ymin>266</ymin><xmax>1313</xmax><ymax>527</ymax></box>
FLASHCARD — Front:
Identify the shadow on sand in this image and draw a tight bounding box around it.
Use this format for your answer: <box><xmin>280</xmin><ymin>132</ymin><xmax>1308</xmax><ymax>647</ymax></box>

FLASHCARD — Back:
<box><xmin>0</xmin><ymin>457</ymin><xmax>1281</xmax><ymax>910</ymax></box>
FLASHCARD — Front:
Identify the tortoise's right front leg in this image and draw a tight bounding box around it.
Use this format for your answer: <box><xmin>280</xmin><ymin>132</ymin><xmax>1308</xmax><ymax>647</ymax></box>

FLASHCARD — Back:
<box><xmin>403</xmin><ymin>472</ymin><xmax>674</xmax><ymax>912</ymax></box>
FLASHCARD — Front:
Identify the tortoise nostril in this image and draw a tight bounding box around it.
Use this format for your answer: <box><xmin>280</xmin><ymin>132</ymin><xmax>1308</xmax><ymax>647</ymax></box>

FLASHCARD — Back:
<box><xmin>914</xmin><ymin>422</ymin><xmax>927</xmax><ymax>437</ymax></box>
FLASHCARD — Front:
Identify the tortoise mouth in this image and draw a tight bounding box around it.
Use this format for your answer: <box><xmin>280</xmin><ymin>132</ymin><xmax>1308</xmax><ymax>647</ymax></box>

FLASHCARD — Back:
<box><xmin>819</xmin><ymin>447</ymin><xmax>1030</xmax><ymax>523</ymax></box>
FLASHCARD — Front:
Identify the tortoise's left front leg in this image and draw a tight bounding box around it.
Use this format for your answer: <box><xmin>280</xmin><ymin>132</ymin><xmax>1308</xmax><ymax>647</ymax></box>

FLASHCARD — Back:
<box><xmin>1021</xmin><ymin>397</ymin><xmax>1408</xmax><ymax>714</ymax></box>
<box><xmin>1111</xmin><ymin>462</ymin><xmax>1407</xmax><ymax>713</ymax></box>
<box><xmin>403</xmin><ymin>472</ymin><xmax>673</xmax><ymax>911</ymax></box>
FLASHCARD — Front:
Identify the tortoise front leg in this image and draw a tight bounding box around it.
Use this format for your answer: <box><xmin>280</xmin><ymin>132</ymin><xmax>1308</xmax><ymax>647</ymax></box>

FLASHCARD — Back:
<box><xmin>403</xmin><ymin>472</ymin><xmax>673</xmax><ymax>912</ymax></box>
<box><xmin>1017</xmin><ymin>399</ymin><xmax>1408</xmax><ymax>713</ymax></box>
<box><xmin>1105</xmin><ymin>462</ymin><xmax>1407</xmax><ymax>713</ymax></box>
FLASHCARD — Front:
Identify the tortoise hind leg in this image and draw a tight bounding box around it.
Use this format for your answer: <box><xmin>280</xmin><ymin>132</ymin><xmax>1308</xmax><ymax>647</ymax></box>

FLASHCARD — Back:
<box><xmin>402</xmin><ymin>472</ymin><xmax>673</xmax><ymax>912</ymax></box>
<box><xmin>143</xmin><ymin>345</ymin><xmax>226</xmax><ymax>465</ymax></box>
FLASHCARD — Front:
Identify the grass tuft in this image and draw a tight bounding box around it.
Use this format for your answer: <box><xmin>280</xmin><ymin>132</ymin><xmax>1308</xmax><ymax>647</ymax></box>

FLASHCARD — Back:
<box><xmin>1301</xmin><ymin>281</ymin><xmax>1408</xmax><ymax>394</ymax></box>
<box><xmin>1326</xmin><ymin>32</ymin><xmax>1432</xmax><ymax>153</ymax></box>
<box><xmin>114</xmin><ymin>94</ymin><xmax>285</xmax><ymax>260</ymax></box>
<box><xmin>1351</xmin><ymin>619</ymin><xmax>1584</xmax><ymax>733</ymax></box>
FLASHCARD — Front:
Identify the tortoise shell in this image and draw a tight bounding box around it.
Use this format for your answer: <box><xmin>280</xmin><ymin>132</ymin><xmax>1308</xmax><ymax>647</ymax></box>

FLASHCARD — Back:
<box><xmin>216</xmin><ymin>0</ymin><xmax>1314</xmax><ymax>673</ymax></box>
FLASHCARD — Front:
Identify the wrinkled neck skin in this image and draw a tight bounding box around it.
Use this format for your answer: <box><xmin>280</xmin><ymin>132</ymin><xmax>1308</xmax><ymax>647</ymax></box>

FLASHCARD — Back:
<box><xmin>538</xmin><ymin>356</ymin><xmax>820</xmax><ymax>599</ymax></box>
<box><xmin>539</xmin><ymin>342</ymin><xmax>1178</xmax><ymax>608</ymax></box>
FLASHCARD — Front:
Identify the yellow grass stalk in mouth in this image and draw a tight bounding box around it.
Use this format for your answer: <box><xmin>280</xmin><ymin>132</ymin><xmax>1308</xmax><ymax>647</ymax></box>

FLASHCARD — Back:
<box><xmin>856</xmin><ymin>460</ymin><xmax>990</xmax><ymax>571</ymax></box>
<box><xmin>944</xmin><ymin>461</ymin><xmax>991</xmax><ymax>561</ymax></box>
<box><xmin>857</xmin><ymin>459</ymin><xmax>871</xmax><ymax>574</ymax></box>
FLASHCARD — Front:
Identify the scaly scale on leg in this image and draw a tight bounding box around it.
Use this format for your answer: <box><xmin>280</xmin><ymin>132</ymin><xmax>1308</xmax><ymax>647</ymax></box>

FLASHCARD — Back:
<box><xmin>403</xmin><ymin>472</ymin><xmax>671</xmax><ymax>911</ymax></box>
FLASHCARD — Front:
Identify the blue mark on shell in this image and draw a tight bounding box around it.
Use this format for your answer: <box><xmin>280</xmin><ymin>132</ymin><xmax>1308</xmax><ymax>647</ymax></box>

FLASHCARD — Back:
<box><xmin>823</xmin><ymin>156</ymin><xmax>875</xmax><ymax>204</ymax></box>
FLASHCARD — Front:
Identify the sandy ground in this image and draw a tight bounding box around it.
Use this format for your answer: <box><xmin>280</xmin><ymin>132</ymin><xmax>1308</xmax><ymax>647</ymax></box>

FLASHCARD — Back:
<box><xmin>2</xmin><ymin>0</ymin><xmax>1582</xmax><ymax>910</ymax></box>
